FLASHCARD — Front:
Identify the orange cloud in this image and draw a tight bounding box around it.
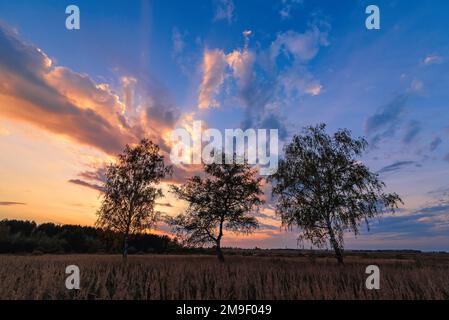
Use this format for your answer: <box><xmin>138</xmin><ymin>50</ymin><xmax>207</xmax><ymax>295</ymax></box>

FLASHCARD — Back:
<box><xmin>0</xmin><ymin>24</ymin><xmax>184</xmax><ymax>157</ymax></box>
<box><xmin>198</xmin><ymin>49</ymin><xmax>227</xmax><ymax>109</ymax></box>
<box><xmin>0</xmin><ymin>25</ymin><xmax>137</xmax><ymax>154</ymax></box>
<box><xmin>0</xmin><ymin>22</ymin><xmax>212</xmax><ymax>194</ymax></box>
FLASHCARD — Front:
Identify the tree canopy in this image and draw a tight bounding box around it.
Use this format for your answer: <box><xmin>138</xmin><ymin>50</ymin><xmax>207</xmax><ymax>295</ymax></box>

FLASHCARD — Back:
<box><xmin>169</xmin><ymin>154</ymin><xmax>264</xmax><ymax>262</ymax></box>
<box><xmin>269</xmin><ymin>124</ymin><xmax>402</xmax><ymax>263</ymax></box>
<box><xmin>96</xmin><ymin>139</ymin><xmax>172</xmax><ymax>260</ymax></box>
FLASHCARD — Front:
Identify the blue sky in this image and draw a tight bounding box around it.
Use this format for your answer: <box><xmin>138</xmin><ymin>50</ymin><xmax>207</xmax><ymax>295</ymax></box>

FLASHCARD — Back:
<box><xmin>0</xmin><ymin>0</ymin><xmax>449</xmax><ymax>250</ymax></box>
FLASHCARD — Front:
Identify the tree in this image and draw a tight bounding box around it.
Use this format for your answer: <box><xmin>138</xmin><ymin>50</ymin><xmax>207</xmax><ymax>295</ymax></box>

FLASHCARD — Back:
<box><xmin>268</xmin><ymin>124</ymin><xmax>402</xmax><ymax>264</ymax></box>
<box><xmin>96</xmin><ymin>139</ymin><xmax>172</xmax><ymax>261</ymax></box>
<box><xmin>168</xmin><ymin>154</ymin><xmax>264</xmax><ymax>262</ymax></box>
<box><xmin>0</xmin><ymin>219</ymin><xmax>36</xmax><ymax>237</ymax></box>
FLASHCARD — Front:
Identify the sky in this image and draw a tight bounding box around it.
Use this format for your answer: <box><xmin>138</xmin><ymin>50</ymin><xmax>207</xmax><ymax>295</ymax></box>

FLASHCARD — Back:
<box><xmin>0</xmin><ymin>0</ymin><xmax>449</xmax><ymax>251</ymax></box>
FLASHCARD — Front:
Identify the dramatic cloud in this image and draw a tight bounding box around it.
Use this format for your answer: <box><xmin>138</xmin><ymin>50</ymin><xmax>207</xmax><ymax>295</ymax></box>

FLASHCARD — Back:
<box><xmin>0</xmin><ymin>23</ymin><xmax>194</xmax><ymax>195</ymax></box>
<box><xmin>224</xmin><ymin>45</ymin><xmax>283</xmax><ymax>136</ymax></box>
<box><xmin>226</xmin><ymin>49</ymin><xmax>255</xmax><ymax>86</ymax></box>
<box><xmin>248</xmin><ymin>26</ymin><xmax>328</xmax><ymax>137</ymax></box>
<box><xmin>0</xmin><ymin>25</ymin><xmax>135</xmax><ymax>154</ymax></box>
<box><xmin>225</xmin><ymin>47</ymin><xmax>278</xmax><ymax>133</ymax></box>
<box><xmin>197</xmin><ymin>24</ymin><xmax>328</xmax><ymax>140</ymax></box>
<box><xmin>198</xmin><ymin>49</ymin><xmax>227</xmax><ymax>109</ymax></box>
<box><xmin>0</xmin><ymin>24</ymin><xmax>182</xmax><ymax>156</ymax></box>
<box><xmin>44</xmin><ymin>66</ymin><xmax>126</xmax><ymax>123</ymax></box>
<box><xmin>142</xmin><ymin>95</ymin><xmax>181</xmax><ymax>151</ymax></box>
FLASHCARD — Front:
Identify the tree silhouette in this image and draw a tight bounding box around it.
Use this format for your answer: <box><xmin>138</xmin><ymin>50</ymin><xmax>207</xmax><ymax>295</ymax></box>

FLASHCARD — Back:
<box><xmin>96</xmin><ymin>139</ymin><xmax>172</xmax><ymax>261</ymax></box>
<box><xmin>269</xmin><ymin>124</ymin><xmax>402</xmax><ymax>264</ymax></box>
<box><xmin>169</xmin><ymin>153</ymin><xmax>264</xmax><ymax>262</ymax></box>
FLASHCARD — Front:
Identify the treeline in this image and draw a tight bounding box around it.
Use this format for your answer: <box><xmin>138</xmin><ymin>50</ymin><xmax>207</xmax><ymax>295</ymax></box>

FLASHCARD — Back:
<box><xmin>0</xmin><ymin>219</ymin><xmax>180</xmax><ymax>254</ymax></box>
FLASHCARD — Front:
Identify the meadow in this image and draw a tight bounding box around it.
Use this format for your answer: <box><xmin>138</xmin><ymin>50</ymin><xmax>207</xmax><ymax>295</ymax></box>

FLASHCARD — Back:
<box><xmin>0</xmin><ymin>252</ymin><xmax>448</xmax><ymax>300</ymax></box>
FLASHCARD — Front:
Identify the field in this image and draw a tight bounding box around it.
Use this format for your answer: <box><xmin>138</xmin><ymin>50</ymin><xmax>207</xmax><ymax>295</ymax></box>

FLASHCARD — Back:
<box><xmin>1</xmin><ymin>252</ymin><xmax>448</xmax><ymax>300</ymax></box>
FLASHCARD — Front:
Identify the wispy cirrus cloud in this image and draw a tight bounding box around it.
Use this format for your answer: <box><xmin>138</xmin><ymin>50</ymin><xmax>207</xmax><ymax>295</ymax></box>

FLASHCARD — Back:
<box><xmin>172</xmin><ymin>27</ymin><xmax>185</xmax><ymax>55</ymax></box>
<box><xmin>171</xmin><ymin>27</ymin><xmax>194</xmax><ymax>73</ymax></box>
<box><xmin>0</xmin><ymin>201</ymin><xmax>26</xmax><ymax>206</ymax></box>
<box><xmin>377</xmin><ymin>161</ymin><xmax>417</xmax><ymax>174</ymax></box>
<box><xmin>402</xmin><ymin>120</ymin><xmax>421</xmax><ymax>144</ymax></box>
<box><xmin>68</xmin><ymin>179</ymin><xmax>104</xmax><ymax>192</ymax></box>
<box><xmin>365</xmin><ymin>94</ymin><xmax>408</xmax><ymax>145</ymax></box>
<box><xmin>278</xmin><ymin>0</ymin><xmax>303</xmax><ymax>20</ymax></box>
<box><xmin>213</xmin><ymin>0</ymin><xmax>235</xmax><ymax>24</ymax></box>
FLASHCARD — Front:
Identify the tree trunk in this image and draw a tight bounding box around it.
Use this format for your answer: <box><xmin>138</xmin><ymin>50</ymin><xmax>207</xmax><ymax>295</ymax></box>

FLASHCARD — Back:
<box><xmin>327</xmin><ymin>224</ymin><xmax>344</xmax><ymax>265</ymax></box>
<box><xmin>215</xmin><ymin>218</ymin><xmax>225</xmax><ymax>263</ymax></box>
<box><xmin>330</xmin><ymin>238</ymin><xmax>344</xmax><ymax>265</ymax></box>
<box><xmin>123</xmin><ymin>233</ymin><xmax>129</xmax><ymax>262</ymax></box>
<box><xmin>216</xmin><ymin>240</ymin><xmax>225</xmax><ymax>263</ymax></box>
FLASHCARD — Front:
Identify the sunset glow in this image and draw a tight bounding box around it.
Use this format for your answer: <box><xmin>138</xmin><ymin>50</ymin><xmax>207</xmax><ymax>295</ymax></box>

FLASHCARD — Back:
<box><xmin>1</xmin><ymin>0</ymin><xmax>449</xmax><ymax>251</ymax></box>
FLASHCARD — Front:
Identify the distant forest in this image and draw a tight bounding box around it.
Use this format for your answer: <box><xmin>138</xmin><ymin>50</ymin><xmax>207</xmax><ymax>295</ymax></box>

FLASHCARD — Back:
<box><xmin>0</xmin><ymin>219</ymin><xmax>180</xmax><ymax>254</ymax></box>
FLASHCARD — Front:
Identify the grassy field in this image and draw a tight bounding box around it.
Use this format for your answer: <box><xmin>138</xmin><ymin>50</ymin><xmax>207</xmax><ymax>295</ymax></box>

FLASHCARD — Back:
<box><xmin>0</xmin><ymin>253</ymin><xmax>448</xmax><ymax>300</ymax></box>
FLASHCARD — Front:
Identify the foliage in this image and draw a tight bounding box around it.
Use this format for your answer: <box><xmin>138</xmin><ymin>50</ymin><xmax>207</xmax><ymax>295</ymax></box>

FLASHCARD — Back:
<box><xmin>96</xmin><ymin>139</ymin><xmax>172</xmax><ymax>259</ymax></box>
<box><xmin>269</xmin><ymin>124</ymin><xmax>403</xmax><ymax>263</ymax></box>
<box><xmin>169</xmin><ymin>153</ymin><xmax>264</xmax><ymax>262</ymax></box>
<box><xmin>0</xmin><ymin>219</ymin><xmax>177</xmax><ymax>254</ymax></box>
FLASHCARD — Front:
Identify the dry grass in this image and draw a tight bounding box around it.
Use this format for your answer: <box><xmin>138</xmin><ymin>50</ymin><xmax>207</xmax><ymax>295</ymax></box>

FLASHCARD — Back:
<box><xmin>0</xmin><ymin>254</ymin><xmax>448</xmax><ymax>300</ymax></box>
